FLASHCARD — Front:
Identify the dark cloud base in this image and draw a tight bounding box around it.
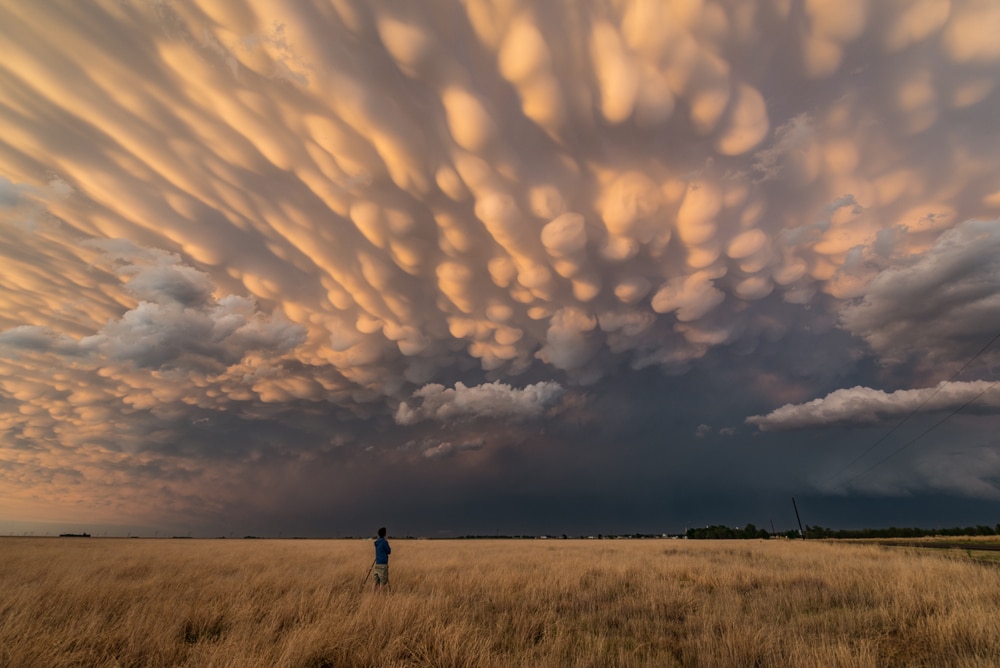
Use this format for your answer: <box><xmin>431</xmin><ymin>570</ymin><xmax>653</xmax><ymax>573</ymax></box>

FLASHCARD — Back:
<box><xmin>41</xmin><ymin>492</ymin><xmax>998</xmax><ymax>540</ymax></box>
<box><xmin>159</xmin><ymin>369</ymin><xmax>1000</xmax><ymax>538</ymax></box>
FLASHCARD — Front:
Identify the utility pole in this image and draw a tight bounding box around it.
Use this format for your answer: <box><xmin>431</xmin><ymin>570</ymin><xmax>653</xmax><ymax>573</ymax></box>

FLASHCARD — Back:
<box><xmin>792</xmin><ymin>497</ymin><xmax>805</xmax><ymax>539</ymax></box>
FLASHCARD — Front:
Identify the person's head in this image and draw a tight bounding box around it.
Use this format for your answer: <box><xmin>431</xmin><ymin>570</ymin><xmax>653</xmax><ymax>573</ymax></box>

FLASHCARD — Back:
<box><xmin>378</xmin><ymin>527</ymin><xmax>386</xmax><ymax>538</ymax></box>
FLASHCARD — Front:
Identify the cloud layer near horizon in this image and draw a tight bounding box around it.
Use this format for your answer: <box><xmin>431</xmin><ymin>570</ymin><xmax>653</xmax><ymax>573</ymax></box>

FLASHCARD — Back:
<box><xmin>748</xmin><ymin>379</ymin><xmax>1000</xmax><ymax>431</ymax></box>
<box><xmin>2</xmin><ymin>0</ymin><xmax>1000</xmax><ymax>530</ymax></box>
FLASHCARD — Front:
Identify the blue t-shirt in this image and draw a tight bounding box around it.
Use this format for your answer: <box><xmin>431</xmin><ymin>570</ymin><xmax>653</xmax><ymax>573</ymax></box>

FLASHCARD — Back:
<box><xmin>374</xmin><ymin>536</ymin><xmax>391</xmax><ymax>564</ymax></box>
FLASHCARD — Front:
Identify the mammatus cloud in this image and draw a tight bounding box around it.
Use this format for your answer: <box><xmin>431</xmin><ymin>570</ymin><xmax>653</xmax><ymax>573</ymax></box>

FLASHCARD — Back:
<box><xmin>747</xmin><ymin>380</ymin><xmax>1000</xmax><ymax>431</ymax></box>
<box><xmin>4</xmin><ymin>1</ymin><xmax>999</xmax><ymax>393</ymax></box>
<box><xmin>0</xmin><ymin>240</ymin><xmax>308</xmax><ymax>485</ymax></box>
<box><xmin>2</xmin><ymin>1</ymin><xmax>1000</xmax><ymax>528</ymax></box>
<box><xmin>395</xmin><ymin>380</ymin><xmax>564</xmax><ymax>425</ymax></box>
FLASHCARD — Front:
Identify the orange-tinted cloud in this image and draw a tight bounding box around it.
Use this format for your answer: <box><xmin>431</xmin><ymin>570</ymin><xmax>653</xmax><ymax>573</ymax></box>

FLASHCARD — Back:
<box><xmin>2</xmin><ymin>1</ymin><xmax>1000</xmax><ymax>524</ymax></box>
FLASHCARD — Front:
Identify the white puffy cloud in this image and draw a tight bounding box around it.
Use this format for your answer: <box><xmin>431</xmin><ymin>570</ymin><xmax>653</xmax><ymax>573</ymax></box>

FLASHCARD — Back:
<box><xmin>747</xmin><ymin>380</ymin><xmax>1000</xmax><ymax>431</ymax></box>
<box><xmin>395</xmin><ymin>380</ymin><xmax>564</xmax><ymax>425</ymax></box>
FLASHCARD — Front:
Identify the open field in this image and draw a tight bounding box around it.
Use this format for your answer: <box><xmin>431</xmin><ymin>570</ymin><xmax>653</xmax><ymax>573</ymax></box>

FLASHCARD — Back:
<box><xmin>3</xmin><ymin>537</ymin><xmax>1000</xmax><ymax>667</ymax></box>
<box><xmin>851</xmin><ymin>536</ymin><xmax>1000</xmax><ymax>566</ymax></box>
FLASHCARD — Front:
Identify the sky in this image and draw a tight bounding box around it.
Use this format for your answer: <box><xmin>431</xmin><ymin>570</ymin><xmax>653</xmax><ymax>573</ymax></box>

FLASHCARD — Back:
<box><xmin>2</xmin><ymin>0</ymin><xmax>1000</xmax><ymax>538</ymax></box>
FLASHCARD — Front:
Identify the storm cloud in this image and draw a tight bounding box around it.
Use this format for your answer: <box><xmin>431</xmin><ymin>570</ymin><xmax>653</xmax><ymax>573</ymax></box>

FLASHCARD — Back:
<box><xmin>2</xmin><ymin>0</ymin><xmax>1000</xmax><ymax>535</ymax></box>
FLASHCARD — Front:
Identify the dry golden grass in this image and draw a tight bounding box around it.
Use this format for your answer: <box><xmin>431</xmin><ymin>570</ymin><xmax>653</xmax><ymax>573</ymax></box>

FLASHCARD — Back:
<box><xmin>2</xmin><ymin>537</ymin><xmax>1000</xmax><ymax>667</ymax></box>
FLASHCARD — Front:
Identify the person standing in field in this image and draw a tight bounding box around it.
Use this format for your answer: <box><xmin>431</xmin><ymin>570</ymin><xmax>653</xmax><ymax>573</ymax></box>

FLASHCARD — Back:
<box><xmin>373</xmin><ymin>527</ymin><xmax>391</xmax><ymax>591</ymax></box>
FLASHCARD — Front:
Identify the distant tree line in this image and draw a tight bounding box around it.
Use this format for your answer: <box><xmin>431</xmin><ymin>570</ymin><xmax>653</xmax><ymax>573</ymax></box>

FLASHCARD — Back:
<box><xmin>686</xmin><ymin>524</ymin><xmax>782</xmax><ymax>540</ymax></box>
<box><xmin>685</xmin><ymin>523</ymin><xmax>1000</xmax><ymax>540</ymax></box>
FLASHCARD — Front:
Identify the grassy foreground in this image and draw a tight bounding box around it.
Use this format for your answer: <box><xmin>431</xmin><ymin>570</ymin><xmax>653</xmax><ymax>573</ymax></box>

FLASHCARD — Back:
<box><xmin>2</xmin><ymin>537</ymin><xmax>1000</xmax><ymax>667</ymax></box>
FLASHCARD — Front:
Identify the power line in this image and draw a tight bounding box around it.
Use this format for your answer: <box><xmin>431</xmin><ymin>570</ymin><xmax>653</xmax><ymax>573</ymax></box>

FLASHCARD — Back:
<box><xmin>839</xmin><ymin>379</ymin><xmax>1000</xmax><ymax>486</ymax></box>
<box><xmin>825</xmin><ymin>330</ymin><xmax>1000</xmax><ymax>485</ymax></box>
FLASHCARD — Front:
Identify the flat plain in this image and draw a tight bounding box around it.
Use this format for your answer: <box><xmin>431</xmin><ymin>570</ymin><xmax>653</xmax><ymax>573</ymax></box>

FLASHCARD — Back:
<box><xmin>2</xmin><ymin>536</ymin><xmax>1000</xmax><ymax>667</ymax></box>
